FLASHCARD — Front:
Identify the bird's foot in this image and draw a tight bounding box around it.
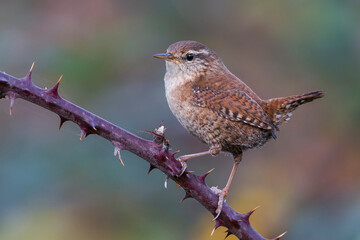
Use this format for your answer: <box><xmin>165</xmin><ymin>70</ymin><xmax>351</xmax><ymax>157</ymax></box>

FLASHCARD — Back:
<box><xmin>211</xmin><ymin>186</ymin><xmax>228</xmax><ymax>221</ymax></box>
<box><xmin>176</xmin><ymin>155</ymin><xmax>188</xmax><ymax>177</ymax></box>
<box><xmin>175</xmin><ymin>150</ymin><xmax>212</xmax><ymax>177</ymax></box>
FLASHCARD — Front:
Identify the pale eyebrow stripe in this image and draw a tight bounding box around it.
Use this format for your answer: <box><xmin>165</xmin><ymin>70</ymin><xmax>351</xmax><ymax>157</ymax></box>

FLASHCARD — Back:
<box><xmin>188</xmin><ymin>49</ymin><xmax>210</xmax><ymax>55</ymax></box>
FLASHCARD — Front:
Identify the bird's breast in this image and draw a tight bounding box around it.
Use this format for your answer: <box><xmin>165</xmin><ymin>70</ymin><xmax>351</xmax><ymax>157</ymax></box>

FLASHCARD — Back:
<box><xmin>165</xmin><ymin>76</ymin><xmax>194</xmax><ymax>122</ymax></box>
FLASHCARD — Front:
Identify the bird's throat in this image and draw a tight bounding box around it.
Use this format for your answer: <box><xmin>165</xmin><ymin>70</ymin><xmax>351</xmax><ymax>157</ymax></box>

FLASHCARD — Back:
<box><xmin>164</xmin><ymin>61</ymin><xmax>194</xmax><ymax>93</ymax></box>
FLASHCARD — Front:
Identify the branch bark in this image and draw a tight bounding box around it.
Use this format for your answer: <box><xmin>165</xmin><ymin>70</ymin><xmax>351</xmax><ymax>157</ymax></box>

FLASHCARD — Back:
<box><xmin>0</xmin><ymin>65</ymin><xmax>285</xmax><ymax>240</ymax></box>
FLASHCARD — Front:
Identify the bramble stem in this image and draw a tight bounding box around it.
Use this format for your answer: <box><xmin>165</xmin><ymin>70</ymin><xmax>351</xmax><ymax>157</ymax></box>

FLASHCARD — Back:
<box><xmin>0</xmin><ymin>67</ymin><xmax>284</xmax><ymax>240</ymax></box>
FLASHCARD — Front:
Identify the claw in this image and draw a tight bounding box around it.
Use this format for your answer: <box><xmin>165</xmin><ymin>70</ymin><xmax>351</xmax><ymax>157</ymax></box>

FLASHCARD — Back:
<box><xmin>176</xmin><ymin>156</ymin><xmax>188</xmax><ymax>177</ymax></box>
<box><xmin>175</xmin><ymin>150</ymin><xmax>211</xmax><ymax>177</ymax></box>
<box><xmin>213</xmin><ymin>202</ymin><xmax>223</xmax><ymax>221</ymax></box>
<box><xmin>211</xmin><ymin>187</ymin><xmax>227</xmax><ymax>221</ymax></box>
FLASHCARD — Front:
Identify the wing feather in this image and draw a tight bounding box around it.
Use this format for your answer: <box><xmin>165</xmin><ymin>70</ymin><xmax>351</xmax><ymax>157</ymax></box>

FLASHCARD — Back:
<box><xmin>193</xmin><ymin>86</ymin><xmax>277</xmax><ymax>131</ymax></box>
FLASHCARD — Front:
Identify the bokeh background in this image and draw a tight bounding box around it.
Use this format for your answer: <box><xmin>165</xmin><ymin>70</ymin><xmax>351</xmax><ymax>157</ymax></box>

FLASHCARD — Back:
<box><xmin>0</xmin><ymin>1</ymin><xmax>359</xmax><ymax>239</ymax></box>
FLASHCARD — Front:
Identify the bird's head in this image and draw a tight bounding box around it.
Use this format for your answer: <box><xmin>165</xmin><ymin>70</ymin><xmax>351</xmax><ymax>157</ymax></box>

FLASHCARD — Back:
<box><xmin>153</xmin><ymin>41</ymin><xmax>224</xmax><ymax>81</ymax></box>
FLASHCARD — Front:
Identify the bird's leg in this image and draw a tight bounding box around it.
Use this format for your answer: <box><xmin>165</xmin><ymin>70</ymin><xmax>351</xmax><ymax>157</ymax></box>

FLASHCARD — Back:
<box><xmin>177</xmin><ymin>146</ymin><xmax>221</xmax><ymax>176</ymax></box>
<box><xmin>213</xmin><ymin>152</ymin><xmax>242</xmax><ymax>220</ymax></box>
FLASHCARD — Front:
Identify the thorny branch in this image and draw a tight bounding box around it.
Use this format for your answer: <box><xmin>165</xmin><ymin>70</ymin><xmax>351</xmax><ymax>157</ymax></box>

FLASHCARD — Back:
<box><xmin>0</xmin><ymin>64</ymin><xmax>286</xmax><ymax>240</ymax></box>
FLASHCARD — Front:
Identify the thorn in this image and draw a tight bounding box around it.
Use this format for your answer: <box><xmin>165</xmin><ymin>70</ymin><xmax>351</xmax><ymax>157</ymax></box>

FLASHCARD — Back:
<box><xmin>24</xmin><ymin>62</ymin><xmax>35</xmax><ymax>82</ymax></box>
<box><xmin>80</xmin><ymin>131</ymin><xmax>85</xmax><ymax>141</ymax></box>
<box><xmin>30</xmin><ymin>62</ymin><xmax>35</xmax><ymax>73</ymax></box>
<box><xmin>114</xmin><ymin>147</ymin><xmax>125</xmax><ymax>166</ymax></box>
<box><xmin>180</xmin><ymin>192</ymin><xmax>192</xmax><ymax>202</ymax></box>
<box><xmin>8</xmin><ymin>93</ymin><xmax>16</xmax><ymax>116</ymax></box>
<box><xmin>80</xmin><ymin>128</ymin><xmax>88</xmax><ymax>141</ymax></box>
<box><xmin>118</xmin><ymin>152</ymin><xmax>124</xmax><ymax>166</ymax></box>
<box><xmin>164</xmin><ymin>175</ymin><xmax>169</xmax><ymax>189</ymax></box>
<box><xmin>59</xmin><ymin>117</ymin><xmax>67</xmax><ymax>130</ymax></box>
<box><xmin>171</xmin><ymin>150</ymin><xmax>180</xmax><ymax>158</ymax></box>
<box><xmin>47</xmin><ymin>75</ymin><xmax>62</xmax><ymax>97</ymax></box>
<box><xmin>211</xmin><ymin>219</ymin><xmax>225</xmax><ymax>236</ymax></box>
<box><xmin>211</xmin><ymin>227</ymin><xmax>216</xmax><ymax>236</ymax></box>
<box><xmin>9</xmin><ymin>97</ymin><xmax>14</xmax><ymax>116</ymax></box>
<box><xmin>143</xmin><ymin>125</ymin><xmax>166</xmax><ymax>137</ymax></box>
<box><xmin>143</xmin><ymin>130</ymin><xmax>156</xmax><ymax>135</ymax></box>
<box><xmin>214</xmin><ymin>219</ymin><xmax>225</xmax><ymax>228</ymax></box>
<box><xmin>224</xmin><ymin>230</ymin><xmax>233</xmax><ymax>239</ymax></box>
<box><xmin>57</xmin><ymin>74</ymin><xmax>63</xmax><ymax>85</ymax></box>
<box><xmin>147</xmin><ymin>164</ymin><xmax>156</xmax><ymax>174</ymax></box>
<box><xmin>198</xmin><ymin>168</ymin><xmax>215</xmax><ymax>184</ymax></box>
<box><xmin>90</xmin><ymin>122</ymin><xmax>97</xmax><ymax>131</ymax></box>
<box><xmin>144</xmin><ymin>130</ymin><xmax>164</xmax><ymax>138</ymax></box>
<box><xmin>273</xmin><ymin>231</ymin><xmax>287</xmax><ymax>240</ymax></box>
<box><xmin>250</xmin><ymin>205</ymin><xmax>261</xmax><ymax>214</ymax></box>
<box><xmin>112</xmin><ymin>141</ymin><xmax>127</xmax><ymax>166</ymax></box>
<box><xmin>244</xmin><ymin>205</ymin><xmax>261</xmax><ymax>220</ymax></box>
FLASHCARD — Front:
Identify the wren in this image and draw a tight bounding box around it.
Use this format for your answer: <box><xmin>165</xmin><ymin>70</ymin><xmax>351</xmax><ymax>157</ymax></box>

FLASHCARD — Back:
<box><xmin>153</xmin><ymin>40</ymin><xmax>325</xmax><ymax>219</ymax></box>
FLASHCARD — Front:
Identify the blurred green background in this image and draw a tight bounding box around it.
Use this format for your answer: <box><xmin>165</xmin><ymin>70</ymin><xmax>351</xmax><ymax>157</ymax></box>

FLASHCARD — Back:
<box><xmin>0</xmin><ymin>1</ymin><xmax>359</xmax><ymax>239</ymax></box>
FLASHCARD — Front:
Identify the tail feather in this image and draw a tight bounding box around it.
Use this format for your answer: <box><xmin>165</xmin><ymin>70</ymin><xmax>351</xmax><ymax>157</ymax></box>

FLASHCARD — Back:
<box><xmin>264</xmin><ymin>90</ymin><xmax>325</xmax><ymax>126</ymax></box>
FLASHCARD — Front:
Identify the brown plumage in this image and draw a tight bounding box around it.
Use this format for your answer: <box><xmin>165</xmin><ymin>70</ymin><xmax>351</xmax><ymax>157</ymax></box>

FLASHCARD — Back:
<box><xmin>153</xmin><ymin>40</ymin><xmax>325</xmax><ymax>219</ymax></box>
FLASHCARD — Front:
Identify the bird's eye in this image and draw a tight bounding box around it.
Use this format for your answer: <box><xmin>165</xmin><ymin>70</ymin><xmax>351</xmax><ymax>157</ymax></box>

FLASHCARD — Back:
<box><xmin>186</xmin><ymin>53</ymin><xmax>194</xmax><ymax>61</ymax></box>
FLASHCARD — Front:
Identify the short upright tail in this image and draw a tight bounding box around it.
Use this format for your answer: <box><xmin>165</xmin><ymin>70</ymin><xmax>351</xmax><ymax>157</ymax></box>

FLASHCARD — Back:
<box><xmin>264</xmin><ymin>90</ymin><xmax>325</xmax><ymax>126</ymax></box>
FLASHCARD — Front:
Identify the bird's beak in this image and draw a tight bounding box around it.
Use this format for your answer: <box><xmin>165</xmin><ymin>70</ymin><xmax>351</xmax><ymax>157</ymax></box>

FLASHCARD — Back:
<box><xmin>153</xmin><ymin>53</ymin><xmax>180</xmax><ymax>63</ymax></box>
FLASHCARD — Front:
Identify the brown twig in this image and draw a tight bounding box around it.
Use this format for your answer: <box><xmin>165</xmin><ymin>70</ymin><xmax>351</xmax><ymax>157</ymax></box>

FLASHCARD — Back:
<box><xmin>0</xmin><ymin>64</ymin><xmax>286</xmax><ymax>240</ymax></box>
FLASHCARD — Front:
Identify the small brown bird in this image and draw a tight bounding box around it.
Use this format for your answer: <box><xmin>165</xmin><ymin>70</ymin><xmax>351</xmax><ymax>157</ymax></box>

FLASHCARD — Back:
<box><xmin>153</xmin><ymin>40</ymin><xmax>324</xmax><ymax>219</ymax></box>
